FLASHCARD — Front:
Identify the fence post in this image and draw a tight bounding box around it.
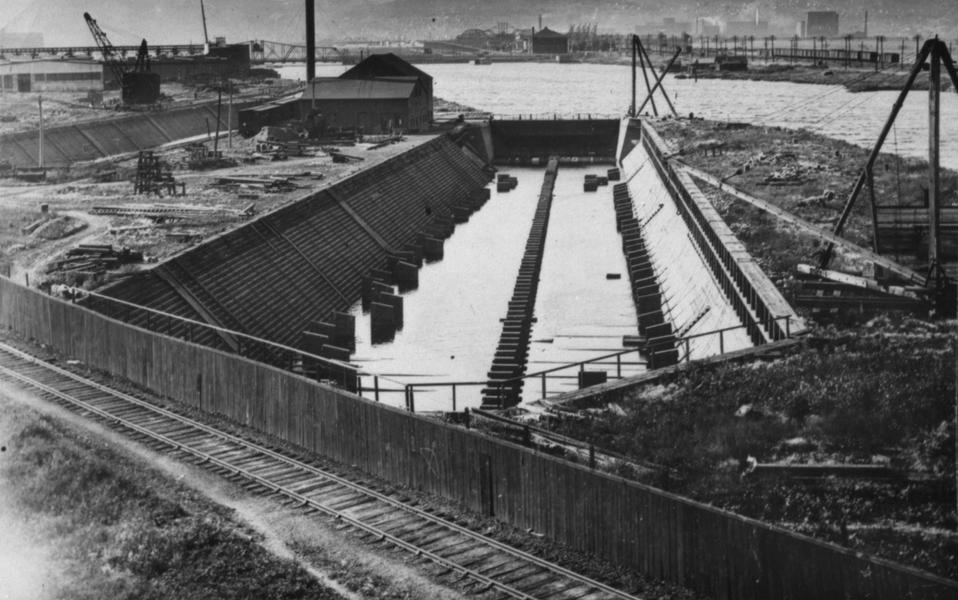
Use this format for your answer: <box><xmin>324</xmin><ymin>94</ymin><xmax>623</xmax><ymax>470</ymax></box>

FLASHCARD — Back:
<box><xmin>452</xmin><ymin>384</ymin><xmax>457</xmax><ymax>412</ymax></box>
<box><xmin>616</xmin><ymin>354</ymin><xmax>622</xmax><ymax>378</ymax></box>
<box><xmin>685</xmin><ymin>338</ymin><xmax>691</xmax><ymax>362</ymax></box>
<box><xmin>464</xmin><ymin>407</ymin><xmax>471</xmax><ymax>429</ymax></box>
<box><xmin>785</xmin><ymin>315</ymin><xmax>791</xmax><ymax>338</ymax></box>
<box><xmin>541</xmin><ymin>372</ymin><xmax>546</xmax><ymax>399</ymax></box>
<box><xmin>719</xmin><ymin>329</ymin><xmax>725</xmax><ymax>354</ymax></box>
<box><xmin>357</xmin><ymin>375</ymin><xmax>363</xmax><ymax>398</ymax></box>
<box><xmin>374</xmin><ymin>376</ymin><xmax>380</xmax><ymax>402</ymax></box>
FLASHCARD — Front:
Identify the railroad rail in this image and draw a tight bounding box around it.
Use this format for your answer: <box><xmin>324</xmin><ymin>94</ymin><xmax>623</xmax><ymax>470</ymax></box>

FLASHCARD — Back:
<box><xmin>0</xmin><ymin>340</ymin><xmax>640</xmax><ymax>600</ymax></box>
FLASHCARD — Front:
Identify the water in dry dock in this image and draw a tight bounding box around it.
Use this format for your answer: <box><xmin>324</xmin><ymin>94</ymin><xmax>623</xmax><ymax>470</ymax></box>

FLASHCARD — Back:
<box><xmin>526</xmin><ymin>166</ymin><xmax>641</xmax><ymax>397</ymax></box>
<box><xmin>349</xmin><ymin>168</ymin><xmax>544</xmax><ymax>411</ymax></box>
<box><xmin>349</xmin><ymin>166</ymin><xmax>641</xmax><ymax>411</ymax></box>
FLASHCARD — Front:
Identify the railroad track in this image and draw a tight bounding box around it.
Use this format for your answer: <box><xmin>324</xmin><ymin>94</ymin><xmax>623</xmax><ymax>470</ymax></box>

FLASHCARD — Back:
<box><xmin>0</xmin><ymin>341</ymin><xmax>640</xmax><ymax>600</ymax></box>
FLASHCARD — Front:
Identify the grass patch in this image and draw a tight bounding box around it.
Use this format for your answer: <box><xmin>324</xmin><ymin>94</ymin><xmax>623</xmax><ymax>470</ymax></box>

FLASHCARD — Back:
<box><xmin>1</xmin><ymin>408</ymin><xmax>343</xmax><ymax>600</ymax></box>
<box><xmin>543</xmin><ymin>319</ymin><xmax>957</xmax><ymax>578</ymax></box>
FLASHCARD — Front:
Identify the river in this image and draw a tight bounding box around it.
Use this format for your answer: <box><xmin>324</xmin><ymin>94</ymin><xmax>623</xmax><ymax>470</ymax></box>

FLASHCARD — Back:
<box><xmin>279</xmin><ymin>61</ymin><xmax>957</xmax><ymax>170</ymax></box>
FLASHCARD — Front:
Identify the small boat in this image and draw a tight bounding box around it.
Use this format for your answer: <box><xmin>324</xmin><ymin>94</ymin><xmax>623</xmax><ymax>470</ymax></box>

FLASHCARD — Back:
<box><xmin>469</xmin><ymin>57</ymin><xmax>492</xmax><ymax>65</ymax></box>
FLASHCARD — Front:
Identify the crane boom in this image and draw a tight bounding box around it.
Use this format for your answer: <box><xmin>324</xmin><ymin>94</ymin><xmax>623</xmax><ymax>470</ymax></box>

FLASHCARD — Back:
<box><xmin>83</xmin><ymin>12</ymin><xmax>126</xmax><ymax>85</ymax></box>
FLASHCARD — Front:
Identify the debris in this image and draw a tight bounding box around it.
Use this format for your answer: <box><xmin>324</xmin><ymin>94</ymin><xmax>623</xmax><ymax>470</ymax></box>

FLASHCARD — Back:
<box><xmin>734</xmin><ymin>403</ymin><xmax>763</xmax><ymax>419</ymax></box>
<box><xmin>48</xmin><ymin>244</ymin><xmax>143</xmax><ymax>274</ymax></box>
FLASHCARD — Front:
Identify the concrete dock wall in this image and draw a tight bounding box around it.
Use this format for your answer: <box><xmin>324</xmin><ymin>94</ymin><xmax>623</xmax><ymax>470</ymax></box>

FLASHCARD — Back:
<box><xmin>88</xmin><ymin>135</ymin><xmax>490</xmax><ymax>351</ymax></box>
<box><xmin>0</xmin><ymin>99</ymin><xmax>256</xmax><ymax>167</ymax></box>
<box><xmin>639</xmin><ymin>120</ymin><xmax>806</xmax><ymax>344</ymax></box>
<box><xmin>490</xmin><ymin>119</ymin><xmax>619</xmax><ymax>165</ymax></box>
<box><xmin>621</xmin><ymin>136</ymin><xmax>752</xmax><ymax>358</ymax></box>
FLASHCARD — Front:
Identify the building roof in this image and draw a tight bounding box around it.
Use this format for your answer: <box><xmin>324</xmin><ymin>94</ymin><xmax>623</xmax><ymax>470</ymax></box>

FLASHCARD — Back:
<box><xmin>340</xmin><ymin>52</ymin><xmax>432</xmax><ymax>84</ymax></box>
<box><xmin>0</xmin><ymin>58</ymin><xmax>102</xmax><ymax>68</ymax></box>
<box><xmin>302</xmin><ymin>77</ymin><xmax>417</xmax><ymax>100</ymax></box>
<box><xmin>534</xmin><ymin>27</ymin><xmax>567</xmax><ymax>39</ymax></box>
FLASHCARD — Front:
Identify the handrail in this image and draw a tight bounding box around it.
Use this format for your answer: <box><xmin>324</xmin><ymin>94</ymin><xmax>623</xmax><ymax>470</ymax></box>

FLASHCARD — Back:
<box><xmin>50</xmin><ymin>283</ymin><xmax>407</xmax><ymax>399</ymax></box>
<box><xmin>405</xmin><ymin>315</ymin><xmax>796</xmax><ymax>411</ymax></box>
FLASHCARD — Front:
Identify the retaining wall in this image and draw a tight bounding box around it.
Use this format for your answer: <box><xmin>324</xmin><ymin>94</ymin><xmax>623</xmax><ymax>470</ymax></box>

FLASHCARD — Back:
<box><xmin>0</xmin><ymin>100</ymin><xmax>255</xmax><ymax>167</ymax></box>
<box><xmin>640</xmin><ymin>120</ymin><xmax>807</xmax><ymax>343</ymax></box>
<box><xmin>621</xmin><ymin>140</ymin><xmax>753</xmax><ymax>357</ymax></box>
<box><xmin>1</xmin><ymin>275</ymin><xmax>954</xmax><ymax>600</ymax></box>
<box><xmin>88</xmin><ymin>135</ymin><xmax>490</xmax><ymax>350</ymax></box>
<box><xmin>490</xmin><ymin>119</ymin><xmax>619</xmax><ymax>165</ymax></box>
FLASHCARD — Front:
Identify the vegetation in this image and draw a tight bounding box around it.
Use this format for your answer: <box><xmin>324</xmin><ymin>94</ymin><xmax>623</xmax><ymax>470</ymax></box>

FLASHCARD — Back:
<box><xmin>0</xmin><ymin>405</ymin><xmax>343</xmax><ymax>600</ymax></box>
<box><xmin>546</xmin><ymin>317</ymin><xmax>957</xmax><ymax>577</ymax></box>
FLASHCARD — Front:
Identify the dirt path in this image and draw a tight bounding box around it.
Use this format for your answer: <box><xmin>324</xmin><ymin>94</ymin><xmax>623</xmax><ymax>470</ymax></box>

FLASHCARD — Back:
<box><xmin>0</xmin><ymin>378</ymin><xmax>467</xmax><ymax>600</ymax></box>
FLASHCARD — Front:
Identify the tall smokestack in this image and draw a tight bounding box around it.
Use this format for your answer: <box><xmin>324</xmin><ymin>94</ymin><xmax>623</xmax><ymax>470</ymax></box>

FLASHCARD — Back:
<box><xmin>864</xmin><ymin>10</ymin><xmax>868</xmax><ymax>37</ymax></box>
<box><xmin>538</xmin><ymin>14</ymin><xmax>542</xmax><ymax>29</ymax></box>
<box><xmin>306</xmin><ymin>0</ymin><xmax>316</xmax><ymax>82</ymax></box>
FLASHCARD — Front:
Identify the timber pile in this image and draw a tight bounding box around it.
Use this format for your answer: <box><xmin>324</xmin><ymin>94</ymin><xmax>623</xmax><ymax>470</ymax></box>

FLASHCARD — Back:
<box><xmin>214</xmin><ymin>174</ymin><xmax>299</xmax><ymax>192</ymax></box>
<box><xmin>47</xmin><ymin>244</ymin><xmax>143</xmax><ymax>274</ymax></box>
<box><xmin>91</xmin><ymin>203</ymin><xmax>255</xmax><ymax>221</ymax></box>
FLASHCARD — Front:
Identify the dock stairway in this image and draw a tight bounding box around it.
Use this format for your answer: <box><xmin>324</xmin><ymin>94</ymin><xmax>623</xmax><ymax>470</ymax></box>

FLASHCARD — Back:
<box><xmin>481</xmin><ymin>158</ymin><xmax>559</xmax><ymax>409</ymax></box>
<box><xmin>612</xmin><ymin>182</ymin><xmax>678</xmax><ymax>367</ymax></box>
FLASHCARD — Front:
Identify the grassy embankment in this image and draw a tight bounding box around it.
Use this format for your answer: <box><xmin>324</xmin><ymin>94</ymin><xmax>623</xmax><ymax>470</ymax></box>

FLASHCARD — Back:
<box><xmin>0</xmin><ymin>400</ymin><xmax>343</xmax><ymax>600</ymax></box>
<box><xmin>540</xmin><ymin>118</ymin><xmax>957</xmax><ymax>578</ymax></box>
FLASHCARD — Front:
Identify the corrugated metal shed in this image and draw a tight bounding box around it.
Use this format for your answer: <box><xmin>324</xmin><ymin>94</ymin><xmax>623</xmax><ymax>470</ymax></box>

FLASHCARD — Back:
<box><xmin>302</xmin><ymin>77</ymin><xmax>417</xmax><ymax>101</ymax></box>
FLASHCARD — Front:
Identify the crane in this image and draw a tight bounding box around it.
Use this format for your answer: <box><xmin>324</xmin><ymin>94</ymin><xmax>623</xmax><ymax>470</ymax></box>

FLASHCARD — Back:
<box><xmin>83</xmin><ymin>11</ymin><xmax>160</xmax><ymax>105</ymax></box>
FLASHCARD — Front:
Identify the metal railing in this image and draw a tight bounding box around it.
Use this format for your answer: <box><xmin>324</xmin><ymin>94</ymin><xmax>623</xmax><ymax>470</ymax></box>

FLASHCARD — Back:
<box><xmin>405</xmin><ymin>315</ymin><xmax>795</xmax><ymax>412</ymax></box>
<box><xmin>491</xmin><ymin>113</ymin><xmax>622</xmax><ymax>121</ymax></box>
<box><xmin>59</xmin><ymin>283</ymin><xmax>793</xmax><ymax>414</ymax></box>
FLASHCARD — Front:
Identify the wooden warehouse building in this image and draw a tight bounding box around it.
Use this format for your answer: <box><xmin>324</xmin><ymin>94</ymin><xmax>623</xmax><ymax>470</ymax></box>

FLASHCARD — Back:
<box><xmin>0</xmin><ymin>58</ymin><xmax>103</xmax><ymax>93</ymax></box>
<box><xmin>301</xmin><ymin>76</ymin><xmax>430</xmax><ymax>133</ymax></box>
<box><xmin>339</xmin><ymin>53</ymin><xmax>434</xmax><ymax>125</ymax></box>
<box><xmin>532</xmin><ymin>27</ymin><xmax>569</xmax><ymax>54</ymax></box>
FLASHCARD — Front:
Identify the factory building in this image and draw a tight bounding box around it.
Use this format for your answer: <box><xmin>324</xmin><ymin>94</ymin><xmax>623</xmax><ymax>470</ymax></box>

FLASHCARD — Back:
<box><xmin>340</xmin><ymin>53</ymin><xmax>434</xmax><ymax>125</ymax></box>
<box><xmin>532</xmin><ymin>28</ymin><xmax>569</xmax><ymax>54</ymax></box>
<box><xmin>0</xmin><ymin>58</ymin><xmax>103</xmax><ymax>93</ymax></box>
<box><xmin>301</xmin><ymin>77</ymin><xmax>430</xmax><ymax>133</ymax></box>
<box><xmin>102</xmin><ymin>43</ymin><xmax>251</xmax><ymax>87</ymax></box>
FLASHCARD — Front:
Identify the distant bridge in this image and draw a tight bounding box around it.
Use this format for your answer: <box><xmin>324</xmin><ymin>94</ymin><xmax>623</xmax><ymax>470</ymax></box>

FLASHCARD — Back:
<box><xmin>249</xmin><ymin>40</ymin><xmax>344</xmax><ymax>63</ymax></box>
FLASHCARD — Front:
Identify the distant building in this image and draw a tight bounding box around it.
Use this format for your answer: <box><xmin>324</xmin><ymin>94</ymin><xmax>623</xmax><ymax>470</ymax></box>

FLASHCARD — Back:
<box><xmin>532</xmin><ymin>27</ymin><xmax>568</xmax><ymax>54</ymax></box>
<box><xmin>455</xmin><ymin>28</ymin><xmax>491</xmax><ymax>50</ymax></box>
<box><xmin>0</xmin><ymin>58</ymin><xmax>102</xmax><ymax>93</ymax></box>
<box><xmin>340</xmin><ymin>53</ymin><xmax>434</xmax><ymax>125</ymax></box>
<box><xmin>806</xmin><ymin>11</ymin><xmax>839</xmax><ymax>37</ymax></box>
<box><xmin>301</xmin><ymin>77</ymin><xmax>430</xmax><ymax>133</ymax></box>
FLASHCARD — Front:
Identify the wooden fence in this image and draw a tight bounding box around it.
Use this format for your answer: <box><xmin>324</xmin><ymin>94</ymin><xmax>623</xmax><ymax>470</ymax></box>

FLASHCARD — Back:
<box><xmin>1</xmin><ymin>276</ymin><xmax>955</xmax><ymax>600</ymax></box>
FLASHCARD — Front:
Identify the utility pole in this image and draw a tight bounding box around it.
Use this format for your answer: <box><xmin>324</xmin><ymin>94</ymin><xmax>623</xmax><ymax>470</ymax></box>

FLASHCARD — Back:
<box><xmin>305</xmin><ymin>0</ymin><xmax>316</xmax><ymax>82</ymax></box>
<box><xmin>227</xmin><ymin>80</ymin><xmax>233</xmax><ymax>150</ymax></box>
<box><xmin>37</xmin><ymin>95</ymin><xmax>44</xmax><ymax>169</ymax></box>
<box><xmin>927</xmin><ymin>38</ymin><xmax>940</xmax><ymax>280</ymax></box>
